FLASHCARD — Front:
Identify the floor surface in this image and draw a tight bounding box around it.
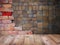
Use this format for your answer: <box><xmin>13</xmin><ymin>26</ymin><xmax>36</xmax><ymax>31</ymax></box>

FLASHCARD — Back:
<box><xmin>0</xmin><ymin>34</ymin><xmax>60</xmax><ymax>45</ymax></box>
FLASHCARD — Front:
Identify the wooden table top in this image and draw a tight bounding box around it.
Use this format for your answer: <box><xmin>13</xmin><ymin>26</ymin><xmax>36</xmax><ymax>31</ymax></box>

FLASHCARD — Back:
<box><xmin>0</xmin><ymin>34</ymin><xmax>60</xmax><ymax>45</ymax></box>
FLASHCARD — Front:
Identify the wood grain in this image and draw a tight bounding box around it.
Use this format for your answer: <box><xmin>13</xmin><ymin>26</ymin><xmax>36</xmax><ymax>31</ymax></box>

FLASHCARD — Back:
<box><xmin>0</xmin><ymin>34</ymin><xmax>60</xmax><ymax>45</ymax></box>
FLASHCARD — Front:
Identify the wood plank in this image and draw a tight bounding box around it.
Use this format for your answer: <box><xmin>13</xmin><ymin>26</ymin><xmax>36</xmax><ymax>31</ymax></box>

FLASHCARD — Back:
<box><xmin>11</xmin><ymin>35</ymin><xmax>20</xmax><ymax>45</ymax></box>
<box><xmin>0</xmin><ymin>36</ymin><xmax>9</xmax><ymax>45</ymax></box>
<box><xmin>48</xmin><ymin>35</ymin><xmax>60</xmax><ymax>44</ymax></box>
<box><xmin>24</xmin><ymin>35</ymin><xmax>31</xmax><ymax>45</ymax></box>
<box><xmin>0</xmin><ymin>34</ymin><xmax>60</xmax><ymax>45</ymax></box>
<box><xmin>15</xmin><ymin>35</ymin><xmax>24</xmax><ymax>45</ymax></box>
<box><xmin>11</xmin><ymin>35</ymin><xmax>24</xmax><ymax>45</ymax></box>
<box><xmin>0</xmin><ymin>36</ymin><xmax>7</xmax><ymax>44</ymax></box>
<box><xmin>28</xmin><ymin>35</ymin><xmax>35</xmax><ymax>45</ymax></box>
<box><xmin>34</xmin><ymin>35</ymin><xmax>43</xmax><ymax>45</ymax></box>
<box><xmin>53</xmin><ymin>35</ymin><xmax>60</xmax><ymax>42</ymax></box>
<box><xmin>2</xmin><ymin>36</ymin><xmax>14</xmax><ymax>45</ymax></box>
<box><xmin>0</xmin><ymin>36</ymin><xmax>6</xmax><ymax>41</ymax></box>
<box><xmin>41</xmin><ymin>35</ymin><xmax>57</xmax><ymax>45</ymax></box>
